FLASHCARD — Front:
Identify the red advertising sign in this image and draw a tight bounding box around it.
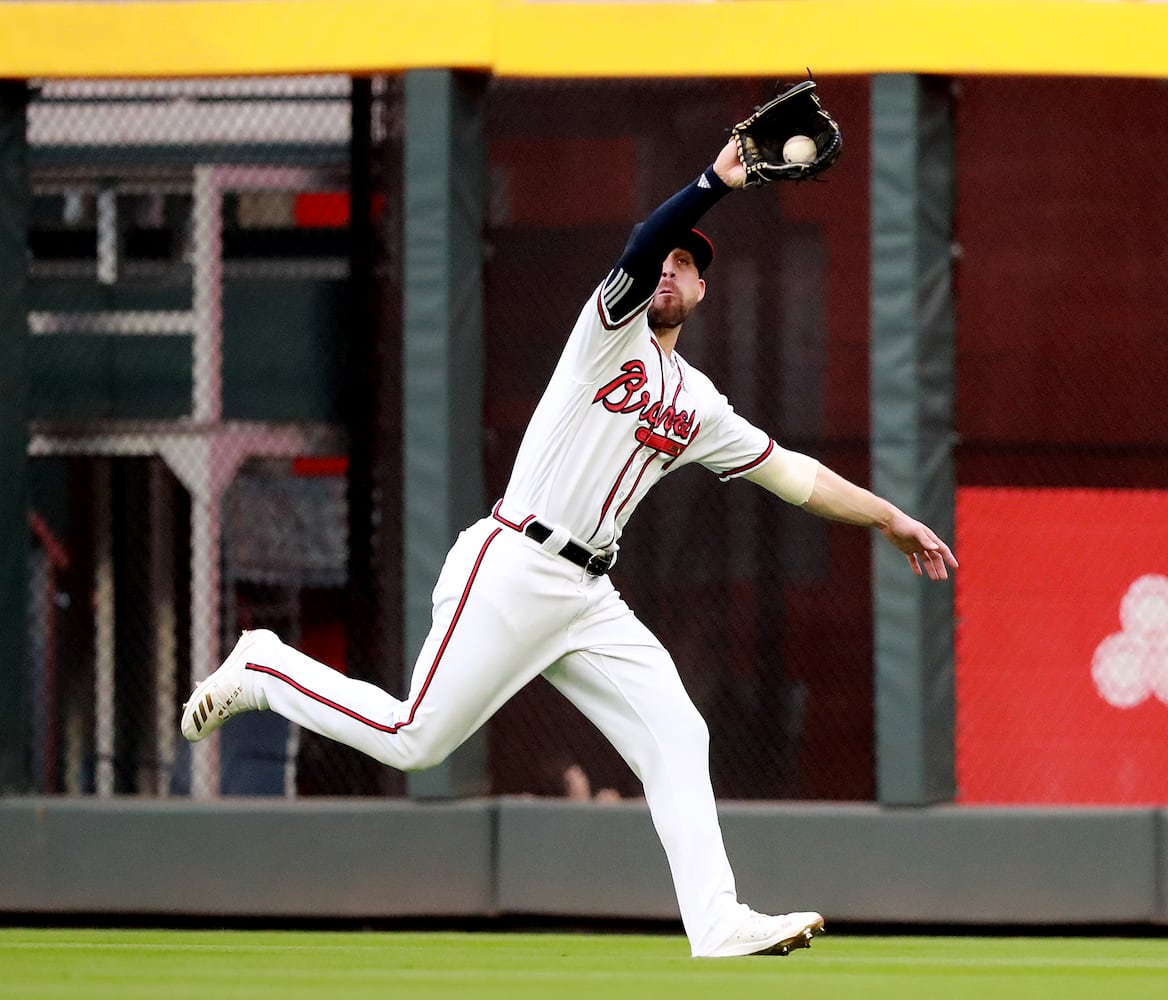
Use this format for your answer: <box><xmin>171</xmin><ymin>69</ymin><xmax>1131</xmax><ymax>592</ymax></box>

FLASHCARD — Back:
<box><xmin>956</xmin><ymin>488</ymin><xmax>1168</xmax><ymax>805</ymax></box>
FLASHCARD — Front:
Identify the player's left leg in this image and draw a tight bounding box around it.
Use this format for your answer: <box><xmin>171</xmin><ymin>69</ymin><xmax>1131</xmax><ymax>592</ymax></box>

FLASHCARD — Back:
<box><xmin>543</xmin><ymin>581</ymin><xmax>822</xmax><ymax>958</ymax></box>
<box><xmin>540</xmin><ymin>584</ymin><xmax>743</xmax><ymax>956</ymax></box>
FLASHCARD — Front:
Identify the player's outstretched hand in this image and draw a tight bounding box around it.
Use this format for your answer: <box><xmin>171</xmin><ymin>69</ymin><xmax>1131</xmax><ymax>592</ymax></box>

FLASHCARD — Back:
<box><xmin>879</xmin><ymin>513</ymin><xmax>959</xmax><ymax>581</ymax></box>
<box><xmin>712</xmin><ymin>137</ymin><xmax>747</xmax><ymax>190</ymax></box>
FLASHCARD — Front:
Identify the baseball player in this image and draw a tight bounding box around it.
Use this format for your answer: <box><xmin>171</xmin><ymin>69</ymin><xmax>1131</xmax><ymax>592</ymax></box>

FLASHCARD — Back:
<box><xmin>183</xmin><ymin>135</ymin><xmax>957</xmax><ymax>958</ymax></box>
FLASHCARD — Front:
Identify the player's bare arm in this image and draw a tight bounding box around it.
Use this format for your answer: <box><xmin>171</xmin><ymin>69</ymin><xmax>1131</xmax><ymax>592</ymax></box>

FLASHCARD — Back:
<box><xmin>748</xmin><ymin>456</ymin><xmax>957</xmax><ymax>581</ymax></box>
<box><xmin>800</xmin><ymin>465</ymin><xmax>959</xmax><ymax>581</ymax></box>
<box><xmin>712</xmin><ymin>137</ymin><xmax>747</xmax><ymax>190</ymax></box>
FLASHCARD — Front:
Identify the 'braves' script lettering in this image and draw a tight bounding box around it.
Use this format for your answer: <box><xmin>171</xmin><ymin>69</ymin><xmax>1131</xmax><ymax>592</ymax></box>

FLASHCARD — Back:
<box><xmin>592</xmin><ymin>359</ymin><xmax>698</xmax><ymax>445</ymax></box>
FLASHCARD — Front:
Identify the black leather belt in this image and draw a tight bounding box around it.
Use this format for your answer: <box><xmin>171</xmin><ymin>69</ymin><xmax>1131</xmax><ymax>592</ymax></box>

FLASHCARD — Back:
<box><xmin>524</xmin><ymin>520</ymin><xmax>615</xmax><ymax>577</ymax></box>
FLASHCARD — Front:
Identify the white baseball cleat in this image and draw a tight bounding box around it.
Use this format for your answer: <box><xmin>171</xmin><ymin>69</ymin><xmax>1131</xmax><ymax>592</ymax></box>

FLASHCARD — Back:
<box><xmin>705</xmin><ymin>909</ymin><xmax>825</xmax><ymax>958</ymax></box>
<box><xmin>180</xmin><ymin>629</ymin><xmax>272</xmax><ymax>742</ymax></box>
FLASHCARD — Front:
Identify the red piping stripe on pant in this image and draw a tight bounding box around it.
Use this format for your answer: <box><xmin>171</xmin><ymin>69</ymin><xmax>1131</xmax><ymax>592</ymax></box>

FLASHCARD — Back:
<box><xmin>244</xmin><ymin>527</ymin><xmax>503</xmax><ymax>734</ymax></box>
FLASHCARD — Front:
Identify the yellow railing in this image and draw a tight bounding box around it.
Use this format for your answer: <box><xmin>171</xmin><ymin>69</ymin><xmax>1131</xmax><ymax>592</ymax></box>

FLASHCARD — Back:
<box><xmin>3</xmin><ymin>0</ymin><xmax>1168</xmax><ymax>79</ymax></box>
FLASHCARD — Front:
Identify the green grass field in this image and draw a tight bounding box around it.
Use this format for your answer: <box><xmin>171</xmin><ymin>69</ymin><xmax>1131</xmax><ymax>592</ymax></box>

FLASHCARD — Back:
<box><xmin>3</xmin><ymin>928</ymin><xmax>1167</xmax><ymax>1000</ymax></box>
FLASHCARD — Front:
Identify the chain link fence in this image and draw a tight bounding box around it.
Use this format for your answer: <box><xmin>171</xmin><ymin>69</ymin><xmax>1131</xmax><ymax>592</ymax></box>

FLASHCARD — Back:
<box><xmin>24</xmin><ymin>76</ymin><xmax>402</xmax><ymax>798</ymax></box>
<box><xmin>480</xmin><ymin>77</ymin><xmax>875</xmax><ymax>801</ymax></box>
<box><xmin>18</xmin><ymin>73</ymin><xmax>1168</xmax><ymax>805</ymax></box>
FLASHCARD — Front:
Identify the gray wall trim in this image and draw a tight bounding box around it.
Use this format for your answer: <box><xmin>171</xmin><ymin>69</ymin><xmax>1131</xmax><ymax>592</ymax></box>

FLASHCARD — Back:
<box><xmin>869</xmin><ymin>74</ymin><xmax>958</xmax><ymax>805</ymax></box>
<box><xmin>3</xmin><ymin>799</ymin><xmax>1164</xmax><ymax>926</ymax></box>
<box><xmin>402</xmin><ymin>70</ymin><xmax>488</xmax><ymax>799</ymax></box>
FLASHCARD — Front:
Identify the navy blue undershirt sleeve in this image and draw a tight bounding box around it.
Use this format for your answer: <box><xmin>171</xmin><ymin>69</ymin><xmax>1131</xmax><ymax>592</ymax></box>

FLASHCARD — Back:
<box><xmin>601</xmin><ymin>166</ymin><xmax>731</xmax><ymax>324</ymax></box>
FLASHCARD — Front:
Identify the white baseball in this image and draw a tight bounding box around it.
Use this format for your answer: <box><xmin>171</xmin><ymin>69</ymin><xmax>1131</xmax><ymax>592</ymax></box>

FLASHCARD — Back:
<box><xmin>782</xmin><ymin>135</ymin><xmax>817</xmax><ymax>165</ymax></box>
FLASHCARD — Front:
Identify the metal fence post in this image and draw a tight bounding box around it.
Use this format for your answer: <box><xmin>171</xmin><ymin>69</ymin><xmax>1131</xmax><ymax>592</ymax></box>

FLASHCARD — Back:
<box><xmin>402</xmin><ymin>70</ymin><xmax>487</xmax><ymax>799</ymax></box>
<box><xmin>0</xmin><ymin>82</ymin><xmax>30</xmax><ymax>793</ymax></box>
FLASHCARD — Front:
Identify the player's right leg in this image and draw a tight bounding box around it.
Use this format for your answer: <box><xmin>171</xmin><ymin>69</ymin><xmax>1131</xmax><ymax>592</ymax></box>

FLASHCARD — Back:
<box><xmin>181</xmin><ymin>519</ymin><xmax>574</xmax><ymax>771</ymax></box>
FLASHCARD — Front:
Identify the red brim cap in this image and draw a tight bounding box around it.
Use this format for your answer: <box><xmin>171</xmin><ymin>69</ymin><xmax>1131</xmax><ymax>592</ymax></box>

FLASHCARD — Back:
<box><xmin>679</xmin><ymin>228</ymin><xmax>715</xmax><ymax>275</ymax></box>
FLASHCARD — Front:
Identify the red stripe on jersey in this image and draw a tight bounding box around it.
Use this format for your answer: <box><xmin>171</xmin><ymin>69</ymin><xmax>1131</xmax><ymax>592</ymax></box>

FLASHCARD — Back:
<box><xmin>245</xmin><ymin>527</ymin><xmax>503</xmax><ymax>734</ymax></box>
<box><xmin>719</xmin><ymin>438</ymin><xmax>776</xmax><ymax>481</ymax></box>
<box><xmin>590</xmin><ymin>444</ymin><xmax>643</xmax><ymax>543</ymax></box>
<box><xmin>613</xmin><ymin>451</ymin><xmax>657</xmax><ymax>524</ymax></box>
<box><xmin>491</xmin><ymin>499</ymin><xmax>536</xmax><ymax>532</ymax></box>
<box><xmin>648</xmin><ymin>337</ymin><xmax>669</xmax><ymax>400</ymax></box>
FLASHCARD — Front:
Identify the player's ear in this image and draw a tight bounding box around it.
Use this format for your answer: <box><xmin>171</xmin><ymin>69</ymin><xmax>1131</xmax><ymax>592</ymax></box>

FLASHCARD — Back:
<box><xmin>696</xmin><ymin>278</ymin><xmax>706</xmax><ymax>302</ymax></box>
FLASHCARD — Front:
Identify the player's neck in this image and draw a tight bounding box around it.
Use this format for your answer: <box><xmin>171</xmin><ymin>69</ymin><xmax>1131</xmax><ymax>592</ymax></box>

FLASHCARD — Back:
<box><xmin>651</xmin><ymin>325</ymin><xmax>681</xmax><ymax>357</ymax></box>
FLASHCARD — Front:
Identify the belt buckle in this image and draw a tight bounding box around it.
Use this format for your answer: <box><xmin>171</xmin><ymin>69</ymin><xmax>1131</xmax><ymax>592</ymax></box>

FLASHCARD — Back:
<box><xmin>584</xmin><ymin>551</ymin><xmax>611</xmax><ymax>577</ymax></box>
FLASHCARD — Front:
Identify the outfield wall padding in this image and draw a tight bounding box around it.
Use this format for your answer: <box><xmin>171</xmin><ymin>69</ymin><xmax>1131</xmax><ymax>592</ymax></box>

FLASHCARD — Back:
<box><xmin>718</xmin><ymin>803</ymin><xmax>1161</xmax><ymax>924</ymax></box>
<box><xmin>0</xmin><ymin>798</ymin><xmax>495</xmax><ymax>918</ymax></box>
<box><xmin>1</xmin><ymin>798</ymin><xmax>1164</xmax><ymax>926</ymax></box>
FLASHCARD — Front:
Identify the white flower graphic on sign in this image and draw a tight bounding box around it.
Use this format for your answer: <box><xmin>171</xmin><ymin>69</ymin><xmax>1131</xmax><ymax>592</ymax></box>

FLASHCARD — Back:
<box><xmin>1091</xmin><ymin>574</ymin><xmax>1168</xmax><ymax>708</ymax></box>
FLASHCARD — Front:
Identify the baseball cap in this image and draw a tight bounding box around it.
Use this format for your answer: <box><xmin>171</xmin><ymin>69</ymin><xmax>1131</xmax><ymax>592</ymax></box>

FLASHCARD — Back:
<box><xmin>677</xmin><ymin>228</ymin><xmax>715</xmax><ymax>275</ymax></box>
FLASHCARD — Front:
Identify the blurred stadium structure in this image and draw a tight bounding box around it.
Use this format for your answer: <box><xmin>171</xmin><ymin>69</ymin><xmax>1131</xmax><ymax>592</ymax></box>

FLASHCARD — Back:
<box><xmin>24</xmin><ymin>76</ymin><xmax>387</xmax><ymax>800</ymax></box>
<box><xmin>13</xmin><ymin>69</ymin><xmax>1168</xmax><ymax>805</ymax></box>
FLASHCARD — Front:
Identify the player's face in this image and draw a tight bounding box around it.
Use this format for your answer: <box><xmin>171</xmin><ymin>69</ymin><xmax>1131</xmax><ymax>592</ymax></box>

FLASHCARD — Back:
<box><xmin>648</xmin><ymin>248</ymin><xmax>706</xmax><ymax>331</ymax></box>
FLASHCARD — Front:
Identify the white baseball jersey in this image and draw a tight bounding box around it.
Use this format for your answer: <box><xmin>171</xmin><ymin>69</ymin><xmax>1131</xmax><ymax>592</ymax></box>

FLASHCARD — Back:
<box><xmin>498</xmin><ymin>274</ymin><xmax>777</xmax><ymax>551</ymax></box>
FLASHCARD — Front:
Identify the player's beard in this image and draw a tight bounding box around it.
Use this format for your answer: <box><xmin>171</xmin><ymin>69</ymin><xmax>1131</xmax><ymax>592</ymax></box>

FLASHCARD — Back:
<box><xmin>647</xmin><ymin>294</ymin><xmax>692</xmax><ymax>332</ymax></box>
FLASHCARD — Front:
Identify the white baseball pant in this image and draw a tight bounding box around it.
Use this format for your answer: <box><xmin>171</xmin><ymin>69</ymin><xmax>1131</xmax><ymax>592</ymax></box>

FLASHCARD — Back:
<box><xmin>240</xmin><ymin>515</ymin><xmax>748</xmax><ymax>955</ymax></box>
